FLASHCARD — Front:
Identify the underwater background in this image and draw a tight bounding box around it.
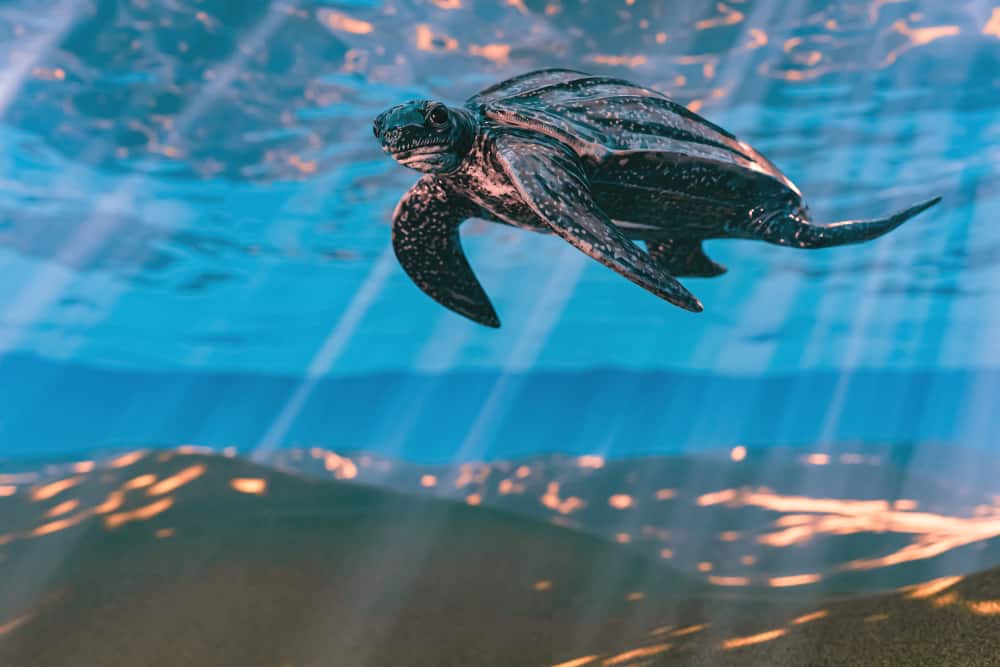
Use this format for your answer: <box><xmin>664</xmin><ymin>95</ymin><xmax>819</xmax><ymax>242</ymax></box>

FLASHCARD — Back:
<box><xmin>0</xmin><ymin>1</ymin><xmax>999</xmax><ymax>665</ymax></box>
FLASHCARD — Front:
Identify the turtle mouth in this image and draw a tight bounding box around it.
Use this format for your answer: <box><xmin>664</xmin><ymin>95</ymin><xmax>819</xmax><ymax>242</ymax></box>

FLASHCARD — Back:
<box><xmin>389</xmin><ymin>143</ymin><xmax>452</xmax><ymax>168</ymax></box>
<box><xmin>388</xmin><ymin>140</ymin><xmax>451</xmax><ymax>157</ymax></box>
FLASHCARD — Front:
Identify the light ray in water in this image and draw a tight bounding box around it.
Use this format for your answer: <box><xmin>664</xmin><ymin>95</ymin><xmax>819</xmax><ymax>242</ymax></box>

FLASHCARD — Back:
<box><xmin>252</xmin><ymin>246</ymin><xmax>396</xmax><ymax>459</ymax></box>
<box><xmin>0</xmin><ymin>0</ymin><xmax>84</xmax><ymax>115</ymax></box>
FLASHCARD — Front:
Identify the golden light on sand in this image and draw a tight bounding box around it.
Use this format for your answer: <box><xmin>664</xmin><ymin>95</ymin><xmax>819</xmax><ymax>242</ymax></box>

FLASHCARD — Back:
<box><xmin>465</xmin><ymin>493</ymin><xmax>482</xmax><ymax>506</ymax></box>
<box><xmin>722</xmin><ymin>628</ymin><xmax>787</xmax><ymax>649</ymax></box>
<box><xmin>697</xmin><ymin>562</ymin><xmax>713</xmax><ymax>572</ymax></box>
<box><xmin>967</xmin><ymin>600</ymin><xmax>1000</xmax><ymax>616</ymax></box>
<box><xmin>155</xmin><ymin>528</ymin><xmax>175</xmax><ymax>539</ymax></box>
<box><xmin>709</xmin><ymin>575</ymin><xmax>749</xmax><ymax>586</ymax></box>
<box><xmin>577</xmin><ymin>455</ymin><xmax>604</xmax><ymax>469</ymax></box>
<box><xmin>792</xmin><ymin>610</ymin><xmax>828</xmax><ymax>625</ymax></box>
<box><xmin>455</xmin><ymin>463</ymin><xmax>489</xmax><ymax>488</ymax></box>
<box><xmin>231</xmin><ymin>478</ymin><xmax>267</xmax><ymax>495</ymax></box>
<box><xmin>123</xmin><ymin>474</ymin><xmax>156</xmax><ymax>490</ymax></box>
<box><xmin>865</xmin><ymin>613</ymin><xmax>889</xmax><ymax>623</ymax></box>
<box><xmin>147</xmin><ymin>465</ymin><xmax>205</xmax><ymax>496</ymax></box>
<box><xmin>608</xmin><ymin>494</ymin><xmax>634</xmax><ymax>510</ymax></box>
<box><xmin>72</xmin><ymin>461</ymin><xmax>95</xmax><ymax>473</ymax></box>
<box><xmin>904</xmin><ymin>576</ymin><xmax>963</xmax><ymax>599</ymax></box>
<box><xmin>986</xmin><ymin>8</ymin><xmax>1000</xmax><ymax>37</ymax></box>
<box><xmin>93</xmin><ymin>490</ymin><xmax>125</xmax><ymax>515</ymax></box>
<box><xmin>109</xmin><ymin>451</ymin><xmax>145</xmax><ymax>468</ymax></box>
<box><xmin>625</xmin><ymin>592</ymin><xmax>644</xmax><ymax>601</ymax></box>
<box><xmin>318</xmin><ymin>9</ymin><xmax>374</xmax><ymax>34</ymax></box>
<box><xmin>542</xmin><ymin>482</ymin><xmax>585</xmax><ymax>515</ymax></box>
<box><xmin>105</xmin><ymin>497</ymin><xmax>175</xmax><ymax>529</ymax></box>
<box><xmin>337</xmin><ymin>458</ymin><xmax>358</xmax><ymax>480</ymax></box>
<box><xmin>697</xmin><ymin>489</ymin><xmax>737</xmax><ymax>506</ymax></box>
<box><xmin>323</xmin><ymin>452</ymin><xmax>358</xmax><ymax>479</ymax></box>
<box><xmin>719</xmin><ymin>531</ymin><xmax>741</xmax><ymax>542</ymax></box>
<box><xmin>549</xmin><ymin>657</ymin><xmax>597</xmax><ymax>667</ymax></box>
<box><xmin>515</xmin><ymin>465</ymin><xmax>532</xmax><ymax>479</ymax></box>
<box><xmin>698</xmin><ymin>487</ymin><xmax>1000</xmax><ymax>569</ymax></box>
<box><xmin>31</xmin><ymin>477</ymin><xmax>81</xmax><ymax>502</ymax></box>
<box><xmin>45</xmin><ymin>499</ymin><xmax>79</xmax><ymax>518</ymax></box>
<box><xmin>768</xmin><ymin>573</ymin><xmax>822</xmax><ymax>587</ymax></box>
<box><xmin>431</xmin><ymin>0</ymin><xmax>462</xmax><ymax>8</ymax></box>
<box><xmin>741</xmin><ymin>554</ymin><xmax>757</xmax><ymax>566</ymax></box>
<box><xmin>655</xmin><ymin>488</ymin><xmax>677</xmax><ymax>501</ymax></box>
<box><xmin>659</xmin><ymin>548</ymin><xmax>674</xmax><ymax>559</ymax></box>
<box><xmin>176</xmin><ymin>445</ymin><xmax>213</xmax><ymax>456</ymax></box>
<box><xmin>671</xmin><ymin>624</ymin><xmax>706</xmax><ymax>637</ymax></box>
<box><xmin>420</xmin><ymin>474</ymin><xmax>437</xmax><ymax>488</ymax></box>
<box><xmin>894</xmin><ymin>499</ymin><xmax>918</xmax><ymax>511</ymax></box>
<box><xmin>533</xmin><ymin>580</ymin><xmax>553</xmax><ymax>591</ymax></box>
<box><xmin>615</xmin><ymin>532</ymin><xmax>631</xmax><ymax>544</ymax></box>
<box><xmin>730</xmin><ymin>446</ymin><xmax>746</xmax><ymax>462</ymax></box>
<box><xmin>32</xmin><ymin>514</ymin><xmax>88</xmax><ymax>537</ymax></box>
<box><xmin>931</xmin><ymin>592</ymin><xmax>959</xmax><ymax>608</ymax></box>
<box><xmin>803</xmin><ymin>453</ymin><xmax>829</xmax><ymax>466</ymax></box>
<box><xmin>602</xmin><ymin>643</ymin><xmax>670</xmax><ymax>665</ymax></box>
<box><xmin>498</xmin><ymin>479</ymin><xmax>524</xmax><ymax>495</ymax></box>
<box><xmin>0</xmin><ymin>485</ymin><xmax>15</xmax><ymax>497</ymax></box>
<box><xmin>0</xmin><ymin>611</ymin><xmax>36</xmax><ymax>636</ymax></box>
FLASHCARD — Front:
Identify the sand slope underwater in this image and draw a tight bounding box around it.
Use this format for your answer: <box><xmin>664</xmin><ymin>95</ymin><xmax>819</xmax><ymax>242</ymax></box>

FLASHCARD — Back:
<box><xmin>0</xmin><ymin>451</ymin><xmax>996</xmax><ymax>666</ymax></box>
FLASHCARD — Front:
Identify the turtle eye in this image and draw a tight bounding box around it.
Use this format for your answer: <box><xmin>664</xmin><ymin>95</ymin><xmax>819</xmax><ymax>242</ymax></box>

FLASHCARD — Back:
<box><xmin>427</xmin><ymin>105</ymin><xmax>449</xmax><ymax>126</ymax></box>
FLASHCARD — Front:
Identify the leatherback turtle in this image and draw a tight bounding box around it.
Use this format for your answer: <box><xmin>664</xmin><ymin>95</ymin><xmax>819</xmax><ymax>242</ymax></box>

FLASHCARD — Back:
<box><xmin>373</xmin><ymin>68</ymin><xmax>940</xmax><ymax>327</ymax></box>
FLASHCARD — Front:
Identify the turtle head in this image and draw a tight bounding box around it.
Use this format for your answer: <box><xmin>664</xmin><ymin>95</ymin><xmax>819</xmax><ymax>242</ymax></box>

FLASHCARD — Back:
<box><xmin>373</xmin><ymin>100</ymin><xmax>475</xmax><ymax>173</ymax></box>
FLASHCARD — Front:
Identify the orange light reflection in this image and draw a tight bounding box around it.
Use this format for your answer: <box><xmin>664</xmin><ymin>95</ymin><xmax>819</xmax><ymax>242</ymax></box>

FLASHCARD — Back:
<box><xmin>105</xmin><ymin>497</ymin><xmax>175</xmax><ymax>529</ymax></box>
<box><xmin>602</xmin><ymin>643</ymin><xmax>670</xmax><ymax>665</ymax></box>
<box><xmin>722</xmin><ymin>628</ymin><xmax>787</xmax><ymax>650</ymax></box>
<box><xmin>147</xmin><ymin>465</ymin><xmax>205</xmax><ymax>496</ymax></box>
<box><xmin>31</xmin><ymin>477</ymin><xmax>81</xmax><ymax>501</ymax></box>
<box><xmin>231</xmin><ymin>478</ymin><xmax>267</xmax><ymax>495</ymax></box>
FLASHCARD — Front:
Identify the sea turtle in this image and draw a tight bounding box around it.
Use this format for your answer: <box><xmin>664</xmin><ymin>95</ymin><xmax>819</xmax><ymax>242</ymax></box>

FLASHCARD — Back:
<box><xmin>373</xmin><ymin>68</ymin><xmax>941</xmax><ymax>327</ymax></box>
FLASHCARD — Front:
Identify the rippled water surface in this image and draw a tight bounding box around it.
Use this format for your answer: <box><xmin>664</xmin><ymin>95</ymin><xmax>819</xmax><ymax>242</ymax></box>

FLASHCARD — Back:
<box><xmin>1</xmin><ymin>0</ymin><xmax>998</xmax><ymax>376</ymax></box>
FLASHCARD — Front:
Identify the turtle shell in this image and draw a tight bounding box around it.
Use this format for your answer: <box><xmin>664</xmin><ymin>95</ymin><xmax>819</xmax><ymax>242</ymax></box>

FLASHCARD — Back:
<box><xmin>466</xmin><ymin>69</ymin><xmax>800</xmax><ymax>203</ymax></box>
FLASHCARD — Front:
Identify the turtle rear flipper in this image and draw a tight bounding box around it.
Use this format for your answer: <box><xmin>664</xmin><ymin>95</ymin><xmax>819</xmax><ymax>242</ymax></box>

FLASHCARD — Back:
<box><xmin>747</xmin><ymin>196</ymin><xmax>942</xmax><ymax>249</ymax></box>
<box><xmin>646</xmin><ymin>240</ymin><xmax>727</xmax><ymax>277</ymax></box>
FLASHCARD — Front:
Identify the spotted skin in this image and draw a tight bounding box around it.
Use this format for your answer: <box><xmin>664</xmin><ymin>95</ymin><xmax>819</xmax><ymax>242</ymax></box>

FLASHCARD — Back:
<box><xmin>375</xmin><ymin>68</ymin><xmax>942</xmax><ymax>327</ymax></box>
<box><xmin>392</xmin><ymin>177</ymin><xmax>499</xmax><ymax>327</ymax></box>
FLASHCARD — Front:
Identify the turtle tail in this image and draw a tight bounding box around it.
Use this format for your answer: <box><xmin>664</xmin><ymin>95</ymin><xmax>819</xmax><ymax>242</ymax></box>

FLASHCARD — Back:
<box><xmin>749</xmin><ymin>196</ymin><xmax>942</xmax><ymax>249</ymax></box>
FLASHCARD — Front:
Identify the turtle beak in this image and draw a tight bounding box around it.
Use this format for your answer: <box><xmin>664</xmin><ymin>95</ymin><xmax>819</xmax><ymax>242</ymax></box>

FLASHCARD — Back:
<box><xmin>374</xmin><ymin>105</ymin><xmax>428</xmax><ymax>151</ymax></box>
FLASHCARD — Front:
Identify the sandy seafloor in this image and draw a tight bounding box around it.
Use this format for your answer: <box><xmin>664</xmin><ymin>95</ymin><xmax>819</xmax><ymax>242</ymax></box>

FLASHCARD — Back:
<box><xmin>0</xmin><ymin>449</ymin><xmax>997</xmax><ymax>667</ymax></box>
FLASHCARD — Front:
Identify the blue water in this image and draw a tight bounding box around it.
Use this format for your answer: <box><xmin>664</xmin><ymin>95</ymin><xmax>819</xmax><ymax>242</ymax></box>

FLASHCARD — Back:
<box><xmin>1</xmin><ymin>0</ymin><xmax>999</xmax><ymax>462</ymax></box>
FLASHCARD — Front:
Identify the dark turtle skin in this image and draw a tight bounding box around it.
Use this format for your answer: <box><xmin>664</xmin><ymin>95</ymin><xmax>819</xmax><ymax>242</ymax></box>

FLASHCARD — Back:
<box><xmin>373</xmin><ymin>68</ymin><xmax>941</xmax><ymax>328</ymax></box>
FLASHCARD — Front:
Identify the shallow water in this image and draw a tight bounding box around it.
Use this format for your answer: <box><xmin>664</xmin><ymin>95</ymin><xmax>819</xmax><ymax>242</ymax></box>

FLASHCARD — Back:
<box><xmin>0</xmin><ymin>3</ymin><xmax>998</xmax><ymax>663</ymax></box>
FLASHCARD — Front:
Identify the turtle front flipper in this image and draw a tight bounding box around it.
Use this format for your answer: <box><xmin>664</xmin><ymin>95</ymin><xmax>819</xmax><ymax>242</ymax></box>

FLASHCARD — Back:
<box><xmin>392</xmin><ymin>176</ymin><xmax>500</xmax><ymax>327</ymax></box>
<box><xmin>647</xmin><ymin>239</ymin><xmax>727</xmax><ymax>277</ymax></box>
<box><xmin>495</xmin><ymin>135</ymin><xmax>703</xmax><ymax>313</ymax></box>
